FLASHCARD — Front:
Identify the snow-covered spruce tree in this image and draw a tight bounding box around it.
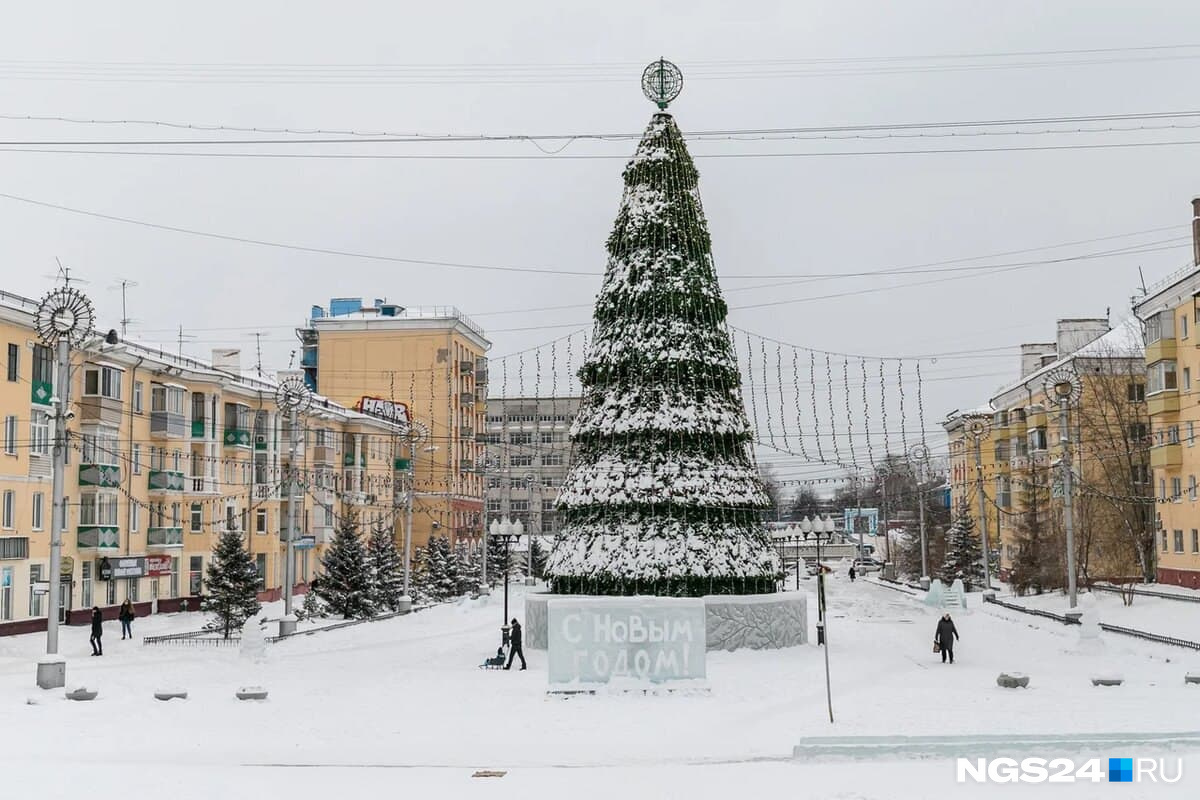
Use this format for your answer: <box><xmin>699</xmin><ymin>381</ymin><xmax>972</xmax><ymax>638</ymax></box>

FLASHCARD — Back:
<box><xmin>453</xmin><ymin>541</ymin><xmax>477</xmax><ymax>595</ymax></box>
<box><xmin>201</xmin><ymin>529</ymin><xmax>262</xmax><ymax>639</ymax></box>
<box><xmin>940</xmin><ymin>503</ymin><xmax>985</xmax><ymax>591</ymax></box>
<box><xmin>545</xmin><ymin>113</ymin><xmax>779</xmax><ymax>597</ymax></box>
<box><xmin>314</xmin><ymin>513</ymin><xmax>375</xmax><ymax>619</ymax></box>
<box><xmin>529</xmin><ymin>537</ymin><xmax>548</xmax><ymax>580</ymax></box>
<box><xmin>367</xmin><ymin>526</ymin><xmax>405</xmax><ymax>612</ymax></box>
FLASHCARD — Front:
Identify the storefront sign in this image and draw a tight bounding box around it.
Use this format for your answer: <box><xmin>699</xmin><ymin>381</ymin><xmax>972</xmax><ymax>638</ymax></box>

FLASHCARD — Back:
<box><xmin>60</xmin><ymin>556</ymin><xmax>74</xmax><ymax>576</ymax></box>
<box><xmin>31</xmin><ymin>581</ymin><xmax>50</xmax><ymax>595</ymax></box>
<box><xmin>547</xmin><ymin>597</ymin><xmax>706</xmax><ymax>686</ymax></box>
<box><xmin>103</xmin><ymin>557</ymin><xmax>146</xmax><ymax>580</ymax></box>
<box><xmin>146</xmin><ymin>555</ymin><xmax>172</xmax><ymax>577</ymax></box>
<box><xmin>356</xmin><ymin>396</ymin><xmax>410</xmax><ymax>424</ymax></box>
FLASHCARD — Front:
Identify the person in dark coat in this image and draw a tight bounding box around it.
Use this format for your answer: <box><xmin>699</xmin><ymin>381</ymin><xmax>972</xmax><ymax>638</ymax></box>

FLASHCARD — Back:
<box><xmin>849</xmin><ymin>566</ymin><xmax>857</xmax><ymax>582</ymax></box>
<box><xmin>89</xmin><ymin>607</ymin><xmax>103</xmax><ymax>656</ymax></box>
<box><xmin>935</xmin><ymin>613</ymin><xmax>959</xmax><ymax>663</ymax></box>
<box><xmin>504</xmin><ymin>618</ymin><xmax>527</xmax><ymax>671</ymax></box>
<box><xmin>118</xmin><ymin>599</ymin><xmax>134</xmax><ymax>640</ymax></box>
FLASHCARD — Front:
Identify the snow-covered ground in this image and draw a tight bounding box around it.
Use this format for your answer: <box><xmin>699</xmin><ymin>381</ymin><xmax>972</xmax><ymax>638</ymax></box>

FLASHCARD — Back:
<box><xmin>2</xmin><ymin>578</ymin><xmax>1198</xmax><ymax>798</ymax></box>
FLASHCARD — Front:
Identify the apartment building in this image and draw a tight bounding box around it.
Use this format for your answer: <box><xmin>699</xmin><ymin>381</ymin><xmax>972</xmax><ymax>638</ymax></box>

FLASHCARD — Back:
<box><xmin>482</xmin><ymin>396</ymin><xmax>580</xmax><ymax>537</ymax></box>
<box><xmin>1</xmin><ymin>288</ymin><xmax>404</xmax><ymax>635</ymax></box>
<box><xmin>297</xmin><ymin>297</ymin><xmax>489</xmax><ymax>551</ymax></box>
<box><xmin>943</xmin><ymin>317</ymin><xmax>1149</xmax><ymax>583</ymax></box>
<box><xmin>1133</xmin><ymin>198</ymin><xmax>1200</xmax><ymax>588</ymax></box>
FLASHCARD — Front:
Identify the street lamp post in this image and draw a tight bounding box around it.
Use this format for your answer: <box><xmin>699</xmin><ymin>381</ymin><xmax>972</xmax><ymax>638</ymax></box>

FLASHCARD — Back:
<box><xmin>491</xmin><ymin>517</ymin><xmax>523</xmax><ymax>646</ymax></box>
<box><xmin>274</xmin><ymin>374</ymin><xmax>312</xmax><ymax>637</ymax></box>
<box><xmin>802</xmin><ymin>515</ymin><xmax>836</xmax><ymax>723</ymax></box>
<box><xmin>965</xmin><ymin>418</ymin><xmax>993</xmax><ymax>590</ymax></box>
<box><xmin>909</xmin><ymin>444</ymin><xmax>931</xmax><ymax>586</ymax></box>
<box><xmin>1044</xmin><ymin>369</ymin><xmax>1083</xmax><ymax>610</ymax></box>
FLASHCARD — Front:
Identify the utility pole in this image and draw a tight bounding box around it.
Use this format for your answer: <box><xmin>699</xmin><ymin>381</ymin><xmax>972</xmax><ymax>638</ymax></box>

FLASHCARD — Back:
<box><xmin>274</xmin><ymin>375</ymin><xmax>311</xmax><ymax>636</ymax></box>
<box><xmin>34</xmin><ymin>284</ymin><xmax>95</xmax><ymax>689</ymax></box>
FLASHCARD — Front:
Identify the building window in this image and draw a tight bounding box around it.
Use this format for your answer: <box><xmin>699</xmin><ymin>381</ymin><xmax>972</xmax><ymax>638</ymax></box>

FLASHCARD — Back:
<box><xmin>256</xmin><ymin>508</ymin><xmax>267</xmax><ymax>534</ymax></box>
<box><xmin>31</xmin><ymin>492</ymin><xmax>43</xmax><ymax>531</ymax></box>
<box><xmin>485</xmin><ymin>499</ymin><xmax>501</xmax><ymax>513</ymax></box>
<box><xmin>133</xmin><ymin>381</ymin><xmax>143</xmax><ymax>413</ymax></box>
<box><xmin>511</xmin><ymin>455</ymin><xmax>533</xmax><ymax>467</ymax></box>
<box><xmin>1146</xmin><ymin>310</ymin><xmax>1176</xmax><ymax>343</ymax></box>
<box><xmin>255</xmin><ymin>553</ymin><xmax>266</xmax><ymax>590</ymax></box>
<box><xmin>170</xmin><ymin>502</ymin><xmax>181</xmax><ymax>528</ymax></box>
<box><xmin>29</xmin><ymin>564</ymin><xmax>43</xmax><ymax>617</ymax></box>
<box><xmin>83</xmin><ymin>365</ymin><xmax>123</xmax><ymax>400</ymax></box>
<box><xmin>1172</xmin><ymin>477</ymin><xmax>1183</xmax><ymax>501</ymax></box>
<box><xmin>1193</xmin><ymin>530</ymin><xmax>1200</xmax><ymax>554</ymax></box>
<box><xmin>1128</xmin><ymin>382</ymin><xmax>1146</xmax><ymax>402</ymax></box>
<box><xmin>81</xmin><ymin>428</ymin><xmax>119</xmax><ymax>465</ymax></box>
<box><xmin>1162</xmin><ymin>530</ymin><xmax>1169</xmax><ymax>551</ymax></box>
<box><xmin>132</xmin><ymin>444</ymin><xmax>141</xmax><ymax>474</ymax></box>
<box><xmin>1</xmin><ymin>491</ymin><xmax>13</xmax><ymax>529</ymax></box>
<box><xmin>1184</xmin><ymin>314</ymin><xmax>1191</xmax><ymax>339</ymax></box>
<box><xmin>1175</xmin><ymin>529</ymin><xmax>1186</xmax><ymax>553</ymax></box>
<box><xmin>190</xmin><ymin>503</ymin><xmax>202</xmax><ymax>533</ymax></box>
<box><xmin>1028</xmin><ymin>426</ymin><xmax>1047</xmax><ymax>451</ymax></box>
<box><xmin>31</xmin><ymin>344</ymin><xmax>52</xmax><ymax>393</ymax></box>
<box><xmin>3</xmin><ymin>415</ymin><xmax>15</xmax><ymax>455</ymax></box>
<box><xmin>1148</xmin><ymin>360</ymin><xmax>1178</xmax><ymax>394</ymax></box>
<box><xmin>189</xmin><ymin>555</ymin><xmax>203</xmax><ymax>595</ymax></box>
<box><xmin>1128</xmin><ymin>423</ymin><xmax>1148</xmax><ymax>442</ymax></box>
<box><xmin>510</xmin><ymin>433</ymin><xmax>532</xmax><ymax>446</ymax></box>
<box><xmin>1187</xmin><ymin>368</ymin><xmax>1193</xmax><ymax>392</ymax></box>
<box><xmin>0</xmin><ymin>567</ymin><xmax>10</xmax><ymax>620</ymax></box>
<box><xmin>106</xmin><ymin>579</ymin><xmax>116</xmax><ymax>605</ymax></box>
<box><xmin>30</xmin><ymin>414</ymin><xmax>49</xmax><ymax>456</ymax></box>
<box><xmin>126</xmin><ymin>577</ymin><xmax>138</xmax><ymax>603</ymax></box>
<box><xmin>5</xmin><ymin>343</ymin><xmax>16</xmax><ymax>382</ymax></box>
<box><xmin>511</xmin><ymin>500</ymin><xmax>530</xmax><ymax>512</ymax></box>
<box><xmin>540</xmin><ymin>432</ymin><xmax>557</xmax><ymax>444</ymax></box>
<box><xmin>1169</xmin><ymin>425</ymin><xmax>1181</xmax><ymax>445</ymax></box>
<box><xmin>81</xmin><ymin>562</ymin><xmax>92</xmax><ymax>608</ymax></box>
<box><xmin>79</xmin><ymin>491</ymin><xmax>119</xmax><ymax>526</ymax></box>
<box><xmin>542</xmin><ymin>498</ymin><xmax>556</xmax><ymax>511</ymax></box>
<box><xmin>1191</xmin><ymin>422</ymin><xmax>1196</xmax><ymax>447</ymax></box>
<box><xmin>170</xmin><ymin>556</ymin><xmax>180</xmax><ymax>597</ymax></box>
<box><xmin>1191</xmin><ymin>476</ymin><xmax>1198</xmax><ymax>501</ymax></box>
<box><xmin>995</xmin><ymin>476</ymin><xmax>1011</xmax><ymax>508</ymax></box>
<box><xmin>130</xmin><ymin>502</ymin><xmax>140</xmax><ymax>533</ymax></box>
<box><xmin>542</xmin><ymin>454</ymin><xmax>564</xmax><ymax>466</ymax></box>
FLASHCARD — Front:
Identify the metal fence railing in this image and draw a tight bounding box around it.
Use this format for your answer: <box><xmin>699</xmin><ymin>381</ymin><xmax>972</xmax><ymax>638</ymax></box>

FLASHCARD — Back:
<box><xmin>144</xmin><ymin>604</ymin><xmax>436</xmax><ymax>647</ymax></box>
<box><xmin>1091</xmin><ymin>583</ymin><xmax>1200</xmax><ymax>605</ymax></box>
<box><xmin>983</xmin><ymin>594</ymin><xmax>1200</xmax><ymax>651</ymax></box>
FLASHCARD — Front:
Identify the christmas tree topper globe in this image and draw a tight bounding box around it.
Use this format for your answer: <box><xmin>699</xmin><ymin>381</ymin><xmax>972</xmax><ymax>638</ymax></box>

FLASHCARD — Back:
<box><xmin>642</xmin><ymin>58</ymin><xmax>682</xmax><ymax>110</ymax></box>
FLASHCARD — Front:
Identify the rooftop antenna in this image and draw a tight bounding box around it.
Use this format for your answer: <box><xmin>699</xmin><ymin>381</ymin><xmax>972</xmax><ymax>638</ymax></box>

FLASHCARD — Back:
<box><xmin>176</xmin><ymin>325</ymin><xmax>197</xmax><ymax>358</ymax></box>
<box><xmin>1137</xmin><ymin>266</ymin><xmax>1148</xmax><ymax>295</ymax></box>
<box><xmin>245</xmin><ymin>331</ymin><xmax>269</xmax><ymax>377</ymax></box>
<box><xmin>107</xmin><ymin>278</ymin><xmax>139</xmax><ymax>338</ymax></box>
<box><xmin>45</xmin><ymin>257</ymin><xmax>88</xmax><ymax>289</ymax></box>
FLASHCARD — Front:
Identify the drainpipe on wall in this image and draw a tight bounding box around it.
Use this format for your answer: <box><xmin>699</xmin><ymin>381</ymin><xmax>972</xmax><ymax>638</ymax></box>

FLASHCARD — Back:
<box><xmin>126</xmin><ymin>357</ymin><xmax>144</xmax><ymax>561</ymax></box>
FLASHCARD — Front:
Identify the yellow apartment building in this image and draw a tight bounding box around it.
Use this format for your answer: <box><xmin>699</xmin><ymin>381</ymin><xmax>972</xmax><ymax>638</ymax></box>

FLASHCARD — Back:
<box><xmin>1134</xmin><ymin>198</ymin><xmax>1200</xmax><ymax>589</ymax></box>
<box><xmin>1</xmin><ymin>287</ymin><xmax>404</xmax><ymax>635</ymax></box>
<box><xmin>298</xmin><ymin>298</ymin><xmax>489</xmax><ymax>552</ymax></box>
<box><xmin>943</xmin><ymin>317</ymin><xmax>1150</xmax><ymax>585</ymax></box>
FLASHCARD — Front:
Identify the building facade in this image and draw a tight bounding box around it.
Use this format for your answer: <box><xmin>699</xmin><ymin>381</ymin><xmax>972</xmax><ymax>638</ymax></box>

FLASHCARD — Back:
<box><xmin>943</xmin><ymin>317</ymin><xmax>1150</xmax><ymax>584</ymax></box>
<box><xmin>1134</xmin><ymin>198</ymin><xmax>1200</xmax><ymax>588</ymax></box>
<box><xmin>483</xmin><ymin>396</ymin><xmax>580</xmax><ymax>538</ymax></box>
<box><xmin>298</xmin><ymin>298</ymin><xmax>489</xmax><ymax>552</ymax></box>
<box><xmin>1</xmin><ymin>288</ymin><xmax>404</xmax><ymax>635</ymax></box>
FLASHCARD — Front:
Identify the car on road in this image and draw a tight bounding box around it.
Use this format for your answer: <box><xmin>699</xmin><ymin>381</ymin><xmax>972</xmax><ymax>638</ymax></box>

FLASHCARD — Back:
<box><xmin>853</xmin><ymin>558</ymin><xmax>883</xmax><ymax>572</ymax></box>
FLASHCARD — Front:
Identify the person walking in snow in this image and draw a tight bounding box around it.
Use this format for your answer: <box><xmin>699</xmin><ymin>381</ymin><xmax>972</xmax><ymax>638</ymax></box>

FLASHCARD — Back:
<box><xmin>505</xmin><ymin>617</ymin><xmax>527</xmax><ymax>671</ymax></box>
<box><xmin>89</xmin><ymin>606</ymin><xmax>104</xmax><ymax>656</ymax></box>
<box><xmin>119</xmin><ymin>599</ymin><xmax>135</xmax><ymax>640</ymax></box>
<box><xmin>849</xmin><ymin>565</ymin><xmax>857</xmax><ymax>582</ymax></box>
<box><xmin>935</xmin><ymin>613</ymin><xmax>959</xmax><ymax>664</ymax></box>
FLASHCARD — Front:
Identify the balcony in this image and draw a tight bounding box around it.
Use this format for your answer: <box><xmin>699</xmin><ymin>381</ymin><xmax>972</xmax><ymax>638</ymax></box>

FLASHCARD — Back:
<box><xmin>1146</xmin><ymin>337</ymin><xmax>1177</xmax><ymax>365</ymax></box>
<box><xmin>341</xmin><ymin>492</ymin><xmax>375</xmax><ymax>506</ymax></box>
<box><xmin>148</xmin><ymin>469</ymin><xmax>185</xmax><ymax>493</ymax></box>
<box><xmin>460</xmin><ymin>425</ymin><xmax>474</xmax><ymax>439</ymax></box>
<box><xmin>459</xmin><ymin>459</ymin><xmax>475</xmax><ymax>473</ymax></box>
<box><xmin>254</xmin><ymin>484</ymin><xmax>282</xmax><ymax>501</ymax></box>
<box><xmin>78</xmin><ymin>463</ymin><xmax>121</xmax><ymax>488</ymax></box>
<box><xmin>476</xmin><ymin>369</ymin><xmax>488</xmax><ymax>386</ymax></box>
<box><xmin>394</xmin><ymin>457</ymin><xmax>411</xmax><ymax>471</ymax></box>
<box><xmin>191</xmin><ymin>418</ymin><xmax>207</xmax><ymax>438</ymax></box>
<box><xmin>459</xmin><ymin>360</ymin><xmax>474</xmax><ymax>375</ymax></box>
<box><xmin>313</xmin><ymin>525</ymin><xmax>336</xmax><ymax>546</ymax></box>
<box><xmin>1151</xmin><ymin>443</ymin><xmax>1183</xmax><ymax>470</ymax></box>
<box><xmin>1010</xmin><ymin>455</ymin><xmax>1030</xmax><ymax>470</ymax></box>
<box><xmin>31</xmin><ymin>379</ymin><xmax>52</xmax><ymax>407</ymax></box>
<box><xmin>223</xmin><ymin>427</ymin><xmax>252</xmax><ymax>448</ymax></box>
<box><xmin>187</xmin><ymin>476</ymin><xmax>217</xmax><ymax>493</ymax></box>
<box><xmin>1148</xmin><ymin>391</ymin><xmax>1181</xmax><ymax>417</ymax></box>
<box><xmin>77</xmin><ymin>525</ymin><xmax>119</xmax><ymax>551</ymax></box>
<box><xmin>343</xmin><ymin>453</ymin><xmax>366</xmax><ymax>467</ymax></box>
<box><xmin>151</xmin><ymin>411</ymin><xmax>186</xmax><ymax>439</ymax></box>
<box><xmin>147</xmin><ymin>527</ymin><xmax>184</xmax><ymax>549</ymax></box>
<box><xmin>460</xmin><ymin>391</ymin><xmax>476</xmax><ymax>406</ymax></box>
<box><xmin>313</xmin><ymin>445</ymin><xmax>333</xmax><ymax>465</ymax></box>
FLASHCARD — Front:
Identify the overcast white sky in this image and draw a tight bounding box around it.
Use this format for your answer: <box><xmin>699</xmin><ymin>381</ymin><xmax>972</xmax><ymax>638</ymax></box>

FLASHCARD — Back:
<box><xmin>2</xmin><ymin>1</ymin><xmax>1198</xmax><ymax>482</ymax></box>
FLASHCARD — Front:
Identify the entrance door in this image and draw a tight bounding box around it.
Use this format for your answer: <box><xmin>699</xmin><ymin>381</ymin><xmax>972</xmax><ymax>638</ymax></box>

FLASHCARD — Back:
<box><xmin>57</xmin><ymin>579</ymin><xmax>71</xmax><ymax>624</ymax></box>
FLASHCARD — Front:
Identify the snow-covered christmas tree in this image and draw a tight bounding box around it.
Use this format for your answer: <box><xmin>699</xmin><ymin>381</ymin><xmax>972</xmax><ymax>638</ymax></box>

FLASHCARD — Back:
<box><xmin>545</xmin><ymin>84</ymin><xmax>779</xmax><ymax>597</ymax></box>
<box><xmin>314</xmin><ymin>513</ymin><xmax>375</xmax><ymax>619</ymax></box>
<box><xmin>202</xmin><ymin>529</ymin><xmax>262</xmax><ymax>639</ymax></box>
<box><xmin>367</xmin><ymin>526</ymin><xmax>405</xmax><ymax>612</ymax></box>
<box><xmin>941</xmin><ymin>502</ymin><xmax>985</xmax><ymax>591</ymax></box>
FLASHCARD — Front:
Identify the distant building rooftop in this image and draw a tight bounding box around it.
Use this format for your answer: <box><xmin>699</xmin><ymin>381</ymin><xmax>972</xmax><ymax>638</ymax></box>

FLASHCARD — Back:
<box><xmin>306</xmin><ymin>296</ymin><xmax>487</xmax><ymax>341</ymax></box>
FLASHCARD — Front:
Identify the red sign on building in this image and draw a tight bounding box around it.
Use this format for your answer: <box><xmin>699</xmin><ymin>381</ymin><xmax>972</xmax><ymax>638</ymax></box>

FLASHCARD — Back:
<box><xmin>146</xmin><ymin>555</ymin><xmax>173</xmax><ymax>577</ymax></box>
